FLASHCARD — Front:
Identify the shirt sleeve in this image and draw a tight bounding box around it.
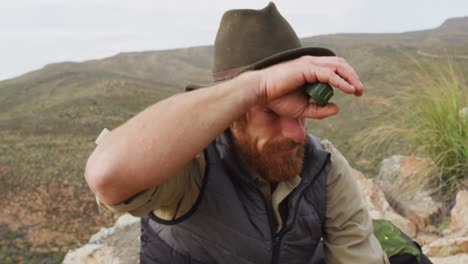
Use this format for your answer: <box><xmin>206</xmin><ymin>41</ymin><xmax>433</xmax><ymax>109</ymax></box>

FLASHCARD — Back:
<box><xmin>321</xmin><ymin>140</ymin><xmax>389</xmax><ymax>264</ymax></box>
<box><xmin>90</xmin><ymin>128</ymin><xmax>205</xmax><ymax>219</ymax></box>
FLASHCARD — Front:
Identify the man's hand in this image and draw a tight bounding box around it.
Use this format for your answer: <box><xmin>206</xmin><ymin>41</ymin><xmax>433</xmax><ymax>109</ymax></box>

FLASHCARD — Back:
<box><xmin>250</xmin><ymin>56</ymin><xmax>364</xmax><ymax>119</ymax></box>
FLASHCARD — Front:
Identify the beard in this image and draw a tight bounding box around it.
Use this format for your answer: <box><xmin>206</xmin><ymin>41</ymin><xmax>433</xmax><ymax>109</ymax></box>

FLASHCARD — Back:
<box><xmin>231</xmin><ymin>130</ymin><xmax>307</xmax><ymax>183</ymax></box>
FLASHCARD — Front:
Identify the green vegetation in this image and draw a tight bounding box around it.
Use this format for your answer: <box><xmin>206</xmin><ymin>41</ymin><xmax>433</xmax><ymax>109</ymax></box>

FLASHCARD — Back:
<box><xmin>0</xmin><ymin>223</ymin><xmax>64</xmax><ymax>264</ymax></box>
<box><xmin>359</xmin><ymin>59</ymin><xmax>467</xmax><ymax>199</ymax></box>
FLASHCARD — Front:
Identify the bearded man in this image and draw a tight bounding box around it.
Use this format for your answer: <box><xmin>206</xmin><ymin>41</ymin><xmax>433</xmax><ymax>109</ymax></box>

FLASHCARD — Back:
<box><xmin>85</xmin><ymin>3</ymin><xmax>389</xmax><ymax>263</ymax></box>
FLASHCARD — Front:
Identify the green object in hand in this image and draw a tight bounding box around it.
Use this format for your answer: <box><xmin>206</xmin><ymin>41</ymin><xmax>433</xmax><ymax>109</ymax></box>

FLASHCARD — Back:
<box><xmin>304</xmin><ymin>83</ymin><xmax>334</xmax><ymax>106</ymax></box>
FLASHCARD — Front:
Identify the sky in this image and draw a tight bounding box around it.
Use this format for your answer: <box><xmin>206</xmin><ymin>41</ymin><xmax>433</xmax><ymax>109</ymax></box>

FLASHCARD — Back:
<box><xmin>1</xmin><ymin>0</ymin><xmax>467</xmax><ymax>81</ymax></box>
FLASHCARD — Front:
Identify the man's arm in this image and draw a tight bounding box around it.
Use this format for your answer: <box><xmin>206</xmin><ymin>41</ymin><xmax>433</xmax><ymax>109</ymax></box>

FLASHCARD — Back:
<box><xmin>85</xmin><ymin>56</ymin><xmax>364</xmax><ymax>206</ymax></box>
<box><xmin>85</xmin><ymin>74</ymin><xmax>256</xmax><ymax>205</ymax></box>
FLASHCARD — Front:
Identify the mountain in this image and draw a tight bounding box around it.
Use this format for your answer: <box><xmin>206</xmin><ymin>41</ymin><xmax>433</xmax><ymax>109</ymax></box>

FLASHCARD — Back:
<box><xmin>440</xmin><ymin>16</ymin><xmax>468</xmax><ymax>31</ymax></box>
<box><xmin>0</xmin><ymin>16</ymin><xmax>467</xmax><ymax>262</ymax></box>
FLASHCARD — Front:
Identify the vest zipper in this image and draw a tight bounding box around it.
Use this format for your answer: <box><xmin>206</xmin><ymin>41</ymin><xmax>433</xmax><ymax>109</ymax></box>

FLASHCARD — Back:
<box><xmin>270</xmin><ymin>155</ymin><xmax>330</xmax><ymax>264</ymax></box>
<box><xmin>248</xmin><ymin>154</ymin><xmax>330</xmax><ymax>264</ymax></box>
<box><xmin>272</xmin><ymin>234</ymin><xmax>282</xmax><ymax>264</ymax></box>
<box><xmin>248</xmin><ymin>183</ymin><xmax>281</xmax><ymax>264</ymax></box>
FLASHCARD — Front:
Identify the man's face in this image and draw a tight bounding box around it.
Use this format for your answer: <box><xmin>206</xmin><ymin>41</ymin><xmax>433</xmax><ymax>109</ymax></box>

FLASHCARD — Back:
<box><xmin>230</xmin><ymin>106</ymin><xmax>308</xmax><ymax>183</ymax></box>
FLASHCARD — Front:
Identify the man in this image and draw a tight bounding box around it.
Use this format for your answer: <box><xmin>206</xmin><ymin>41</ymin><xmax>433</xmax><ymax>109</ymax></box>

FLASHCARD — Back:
<box><xmin>85</xmin><ymin>3</ymin><xmax>389</xmax><ymax>263</ymax></box>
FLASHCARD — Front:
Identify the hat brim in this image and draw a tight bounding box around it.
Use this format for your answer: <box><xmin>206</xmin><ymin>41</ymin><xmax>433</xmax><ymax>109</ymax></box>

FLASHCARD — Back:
<box><xmin>185</xmin><ymin>46</ymin><xmax>335</xmax><ymax>91</ymax></box>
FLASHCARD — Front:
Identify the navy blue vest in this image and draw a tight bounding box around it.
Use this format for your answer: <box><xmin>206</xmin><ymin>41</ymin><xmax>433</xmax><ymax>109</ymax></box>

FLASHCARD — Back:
<box><xmin>140</xmin><ymin>133</ymin><xmax>330</xmax><ymax>264</ymax></box>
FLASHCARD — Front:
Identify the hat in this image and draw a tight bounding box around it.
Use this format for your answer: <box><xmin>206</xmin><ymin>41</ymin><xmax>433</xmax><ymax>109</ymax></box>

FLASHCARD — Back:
<box><xmin>186</xmin><ymin>2</ymin><xmax>335</xmax><ymax>91</ymax></box>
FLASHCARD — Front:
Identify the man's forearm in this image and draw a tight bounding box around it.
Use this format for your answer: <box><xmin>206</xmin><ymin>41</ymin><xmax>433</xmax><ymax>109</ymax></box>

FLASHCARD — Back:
<box><xmin>85</xmin><ymin>72</ymin><xmax>259</xmax><ymax>205</ymax></box>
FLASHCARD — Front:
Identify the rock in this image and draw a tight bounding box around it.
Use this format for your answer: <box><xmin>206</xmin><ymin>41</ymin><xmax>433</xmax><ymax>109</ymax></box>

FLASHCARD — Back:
<box><xmin>63</xmin><ymin>214</ymin><xmax>141</xmax><ymax>264</ymax></box>
<box><xmin>376</xmin><ymin>155</ymin><xmax>442</xmax><ymax>230</ymax></box>
<box><xmin>414</xmin><ymin>232</ymin><xmax>441</xmax><ymax>246</ymax></box>
<box><xmin>89</xmin><ymin>213</ymin><xmax>140</xmax><ymax>243</ymax></box>
<box><xmin>422</xmin><ymin>236</ymin><xmax>468</xmax><ymax>257</ymax></box>
<box><xmin>430</xmin><ymin>254</ymin><xmax>468</xmax><ymax>264</ymax></box>
<box><xmin>62</xmin><ymin>244</ymin><xmax>114</xmax><ymax>264</ymax></box>
<box><xmin>449</xmin><ymin>190</ymin><xmax>468</xmax><ymax>232</ymax></box>
<box><xmin>352</xmin><ymin>169</ymin><xmax>417</xmax><ymax>237</ymax></box>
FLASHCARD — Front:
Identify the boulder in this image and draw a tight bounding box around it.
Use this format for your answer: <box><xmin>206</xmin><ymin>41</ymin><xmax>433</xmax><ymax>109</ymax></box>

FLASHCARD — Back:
<box><xmin>430</xmin><ymin>254</ymin><xmax>468</xmax><ymax>264</ymax></box>
<box><xmin>422</xmin><ymin>236</ymin><xmax>468</xmax><ymax>257</ymax></box>
<box><xmin>413</xmin><ymin>232</ymin><xmax>441</xmax><ymax>246</ymax></box>
<box><xmin>63</xmin><ymin>214</ymin><xmax>140</xmax><ymax>264</ymax></box>
<box><xmin>376</xmin><ymin>155</ymin><xmax>442</xmax><ymax>229</ymax></box>
<box><xmin>449</xmin><ymin>190</ymin><xmax>468</xmax><ymax>232</ymax></box>
<box><xmin>61</xmin><ymin>244</ymin><xmax>114</xmax><ymax>264</ymax></box>
<box><xmin>352</xmin><ymin>169</ymin><xmax>417</xmax><ymax>237</ymax></box>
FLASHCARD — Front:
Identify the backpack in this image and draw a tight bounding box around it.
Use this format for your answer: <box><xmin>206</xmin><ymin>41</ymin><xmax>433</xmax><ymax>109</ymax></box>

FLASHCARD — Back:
<box><xmin>310</xmin><ymin>219</ymin><xmax>432</xmax><ymax>264</ymax></box>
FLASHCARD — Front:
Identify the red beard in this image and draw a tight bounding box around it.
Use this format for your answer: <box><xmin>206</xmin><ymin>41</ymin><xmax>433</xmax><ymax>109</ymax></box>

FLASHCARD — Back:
<box><xmin>232</xmin><ymin>132</ymin><xmax>306</xmax><ymax>183</ymax></box>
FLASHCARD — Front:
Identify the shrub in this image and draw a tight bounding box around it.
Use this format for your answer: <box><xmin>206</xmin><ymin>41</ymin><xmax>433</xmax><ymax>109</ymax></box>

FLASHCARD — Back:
<box><xmin>360</xmin><ymin>59</ymin><xmax>467</xmax><ymax>200</ymax></box>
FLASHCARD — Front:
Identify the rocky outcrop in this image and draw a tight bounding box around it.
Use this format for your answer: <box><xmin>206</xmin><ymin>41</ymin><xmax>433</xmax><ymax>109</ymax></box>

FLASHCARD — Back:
<box><xmin>423</xmin><ymin>233</ymin><xmax>468</xmax><ymax>264</ymax></box>
<box><xmin>420</xmin><ymin>190</ymin><xmax>468</xmax><ymax>263</ymax></box>
<box><xmin>376</xmin><ymin>155</ymin><xmax>442</xmax><ymax>230</ymax></box>
<box><xmin>62</xmin><ymin>214</ymin><xmax>140</xmax><ymax>264</ymax></box>
<box><xmin>430</xmin><ymin>254</ymin><xmax>468</xmax><ymax>264</ymax></box>
<box><xmin>423</xmin><ymin>236</ymin><xmax>468</xmax><ymax>257</ymax></box>
<box><xmin>449</xmin><ymin>190</ymin><xmax>468</xmax><ymax>232</ymax></box>
<box><xmin>352</xmin><ymin>169</ymin><xmax>417</xmax><ymax>237</ymax></box>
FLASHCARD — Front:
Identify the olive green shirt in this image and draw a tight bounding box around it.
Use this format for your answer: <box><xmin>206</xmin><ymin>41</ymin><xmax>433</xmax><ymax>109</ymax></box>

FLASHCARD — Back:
<box><xmin>92</xmin><ymin>129</ymin><xmax>389</xmax><ymax>264</ymax></box>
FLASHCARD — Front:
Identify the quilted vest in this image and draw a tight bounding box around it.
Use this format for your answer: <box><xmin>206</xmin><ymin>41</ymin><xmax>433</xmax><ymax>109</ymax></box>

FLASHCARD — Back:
<box><xmin>140</xmin><ymin>132</ymin><xmax>330</xmax><ymax>264</ymax></box>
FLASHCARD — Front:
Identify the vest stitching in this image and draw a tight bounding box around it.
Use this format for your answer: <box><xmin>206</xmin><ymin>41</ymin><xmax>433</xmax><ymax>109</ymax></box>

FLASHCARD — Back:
<box><xmin>175</xmin><ymin>223</ymin><xmax>257</xmax><ymax>264</ymax></box>
<box><xmin>141</xmin><ymin>217</ymin><xmax>207</xmax><ymax>263</ymax></box>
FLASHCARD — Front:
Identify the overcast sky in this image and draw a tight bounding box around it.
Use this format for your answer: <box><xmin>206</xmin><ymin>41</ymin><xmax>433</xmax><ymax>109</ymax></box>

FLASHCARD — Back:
<box><xmin>1</xmin><ymin>0</ymin><xmax>467</xmax><ymax>81</ymax></box>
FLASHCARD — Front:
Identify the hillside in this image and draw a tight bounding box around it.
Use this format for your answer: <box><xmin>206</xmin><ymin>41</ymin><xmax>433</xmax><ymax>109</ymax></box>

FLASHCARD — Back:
<box><xmin>0</xmin><ymin>16</ymin><xmax>467</xmax><ymax>262</ymax></box>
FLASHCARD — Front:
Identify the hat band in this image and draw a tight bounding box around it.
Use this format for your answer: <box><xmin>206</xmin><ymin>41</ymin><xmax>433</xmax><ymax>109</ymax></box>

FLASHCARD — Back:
<box><xmin>212</xmin><ymin>65</ymin><xmax>250</xmax><ymax>81</ymax></box>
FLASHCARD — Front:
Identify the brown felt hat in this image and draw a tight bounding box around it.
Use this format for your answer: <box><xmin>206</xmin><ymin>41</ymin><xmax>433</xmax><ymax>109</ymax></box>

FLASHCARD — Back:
<box><xmin>186</xmin><ymin>2</ymin><xmax>335</xmax><ymax>91</ymax></box>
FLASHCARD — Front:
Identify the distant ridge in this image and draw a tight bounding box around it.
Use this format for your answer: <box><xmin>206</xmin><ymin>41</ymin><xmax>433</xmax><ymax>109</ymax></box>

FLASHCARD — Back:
<box><xmin>439</xmin><ymin>16</ymin><xmax>468</xmax><ymax>30</ymax></box>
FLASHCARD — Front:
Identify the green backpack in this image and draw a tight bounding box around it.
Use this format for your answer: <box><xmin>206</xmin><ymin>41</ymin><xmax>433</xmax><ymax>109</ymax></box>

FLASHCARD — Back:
<box><xmin>373</xmin><ymin>219</ymin><xmax>421</xmax><ymax>263</ymax></box>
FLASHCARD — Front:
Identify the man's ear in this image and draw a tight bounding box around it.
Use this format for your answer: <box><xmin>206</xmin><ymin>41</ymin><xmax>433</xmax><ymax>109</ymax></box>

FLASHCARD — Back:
<box><xmin>230</xmin><ymin>116</ymin><xmax>246</xmax><ymax>135</ymax></box>
<box><xmin>229</xmin><ymin>122</ymin><xmax>240</xmax><ymax>137</ymax></box>
<box><xmin>228</xmin><ymin>123</ymin><xmax>235</xmax><ymax>133</ymax></box>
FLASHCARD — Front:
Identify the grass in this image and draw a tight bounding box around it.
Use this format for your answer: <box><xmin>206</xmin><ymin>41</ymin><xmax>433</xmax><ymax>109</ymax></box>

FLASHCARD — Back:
<box><xmin>359</xmin><ymin>59</ymin><xmax>467</xmax><ymax>200</ymax></box>
<box><xmin>0</xmin><ymin>223</ymin><xmax>65</xmax><ymax>264</ymax></box>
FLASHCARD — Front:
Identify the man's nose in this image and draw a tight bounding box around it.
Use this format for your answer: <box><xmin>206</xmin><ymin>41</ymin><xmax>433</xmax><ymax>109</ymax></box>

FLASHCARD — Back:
<box><xmin>279</xmin><ymin>117</ymin><xmax>307</xmax><ymax>143</ymax></box>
